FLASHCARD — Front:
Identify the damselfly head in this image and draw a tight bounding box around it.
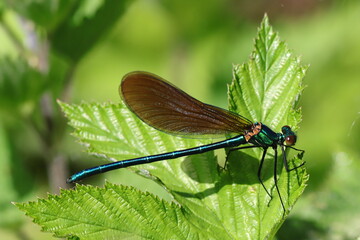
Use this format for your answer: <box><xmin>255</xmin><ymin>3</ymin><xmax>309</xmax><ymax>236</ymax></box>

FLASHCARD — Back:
<box><xmin>281</xmin><ymin>125</ymin><xmax>297</xmax><ymax>146</ymax></box>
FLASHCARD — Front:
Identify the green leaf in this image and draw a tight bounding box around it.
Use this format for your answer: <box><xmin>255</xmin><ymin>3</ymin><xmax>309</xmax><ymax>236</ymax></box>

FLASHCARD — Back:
<box><xmin>51</xmin><ymin>0</ymin><xmax>133</xmax><ymax>62</ymax></box>
<box><xmin>4</xmin><ymin>0</ymin><xmax>75</xmax><ymax>31</ymax></box>
<box><xmin>226</xmin><ymin>14</ymin><xmax>308</xmax><ymax>238</ymax></box>
<box><xmin>0</xmin><ymin>57</ymin><xmax>46</xmax><ymax>116</ymax></box>
<box><xmin>0</xmin><ymin>122</ymin><xmax>22</xmax><ymax>227</ymax></box>
<box><xmin>18</xmin><ymin>15</ymin><xmax>308</xmax><ymax>239</ymax></box>
<box><xmin>16</xmin><ymin>183</ymin><xmax>216</xmax><ymax>239</ymax></box>
<box><xmin>4</xmin><ymin>1</ymin><xmax>131</xmax><ymax>61</ymax></box>
<box><xmin>229</xmin><ymin>15</ymin><xmax>306</xmax><ymax>129</ymax></box>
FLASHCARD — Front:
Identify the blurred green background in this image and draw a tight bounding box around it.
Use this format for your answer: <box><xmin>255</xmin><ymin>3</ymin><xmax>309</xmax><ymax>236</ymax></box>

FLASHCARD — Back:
<box><xmin>0</xmin><ymin>0</ymin><xmax>360</xmax><ymax>239</ymax></box>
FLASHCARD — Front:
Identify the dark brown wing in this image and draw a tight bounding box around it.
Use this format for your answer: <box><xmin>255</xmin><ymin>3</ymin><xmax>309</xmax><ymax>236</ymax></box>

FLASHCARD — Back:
<box><xmin>120</xmin><ymin>71</ymin><xmax>253</xmax><ymax>136</ymax></box>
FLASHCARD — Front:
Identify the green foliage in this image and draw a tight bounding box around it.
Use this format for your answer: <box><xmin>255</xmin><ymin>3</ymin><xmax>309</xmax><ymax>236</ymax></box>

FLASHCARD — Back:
<box><xmin>0</xmin><ymin>1</ymin><xmax>134</xmax><ymax>239</ymax></box>
<box><xmin>0</xmin><ymin>57</ymin><xmax>45</xmax><ymax>115</ymax></box>
<box><xmin>0</xmin><ymin>123</ymin><xmax>26</xmax><ymax>227</ymax></box>
<box><xmin>1</xmin><ymin>0</ymin><xmax>359</xmax><ymax>239</ymax></box>
<box><xmin>17</xmin><ymin>183</ymin><xmax>221</xmax><ymax>239</ymax></box>
<box><xmin>229</xmin><ymin>17</ymin><xmax>306</xmax><ymax>129</ymax></box>
<box><xmin>50</xmin><ymin>0</ymin><xmax>132</xmax><ymax>62</ymax></box>
<box><xmin>278</xmin><ymin>150</ymin><xmax>360</xmax><ymax>239</ymax></box>
<box><xmin>17</xmin><ymin>16</ymin><xmax>308</xmax><ymax>239</ymax></box>
<box><xmin>3</xmin><ymin>0</ymin><xmax>74</xmax><ymax>30</ymax></box>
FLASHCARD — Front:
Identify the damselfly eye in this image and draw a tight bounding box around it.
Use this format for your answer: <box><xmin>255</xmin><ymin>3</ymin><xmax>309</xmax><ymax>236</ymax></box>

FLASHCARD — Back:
<box><xmin>281</xmin><ymin>125</ymin><xmax>297</xmax><ymax>146</ymax></box>
<box><xmin>285</xmin><ymin>135</ymin><xmax>297</xmax><ymax>146</ymax></box>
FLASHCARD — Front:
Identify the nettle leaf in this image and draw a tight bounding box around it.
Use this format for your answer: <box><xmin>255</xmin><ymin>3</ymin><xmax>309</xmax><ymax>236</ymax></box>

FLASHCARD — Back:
<box><xmin>226</xmin><ymin>15</ymin><xmax>308</xmax><ymax>238</ymax></box>
<box><xmin>17</xmin><ymin>15</ymin><xmax>308</xmax><ymax>239</ymax></box>
<box><xmin>229</xmin><ymin>23</ymin><xmax>306</xmax><ymax>129</ymax></box>
<box><xmin>15</xmin><ymin>183</ymin><xmax>212</xmax><ymax>239</ymax></box>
